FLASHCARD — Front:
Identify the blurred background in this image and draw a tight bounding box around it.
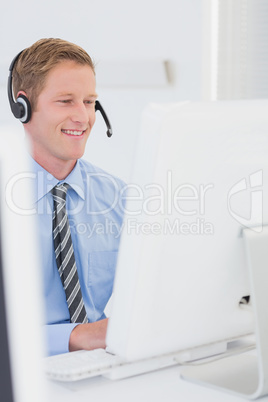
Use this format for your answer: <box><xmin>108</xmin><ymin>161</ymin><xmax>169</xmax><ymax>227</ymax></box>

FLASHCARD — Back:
<box><xmin>0</xmin><ymin>0</ymin><xmax>267</xmax><ymax>182</ymax></box>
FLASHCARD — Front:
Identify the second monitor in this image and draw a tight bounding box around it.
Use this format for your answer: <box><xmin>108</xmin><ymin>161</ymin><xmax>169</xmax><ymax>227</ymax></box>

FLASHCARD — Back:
<box><xmin>107</xmin><ymin>99</ymin><xmax>268</xmax><ymax>362</ymax></box>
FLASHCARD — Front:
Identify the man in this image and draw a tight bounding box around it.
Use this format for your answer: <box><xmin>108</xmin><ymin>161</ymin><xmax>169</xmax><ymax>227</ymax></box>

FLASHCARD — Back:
<box><xmin>11</xmin><ymin>38</ymin><xmax>125</xmax><ymax>356</ymax></box>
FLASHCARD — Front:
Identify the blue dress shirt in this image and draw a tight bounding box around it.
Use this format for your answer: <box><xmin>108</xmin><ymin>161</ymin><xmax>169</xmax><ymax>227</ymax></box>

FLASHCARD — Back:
<box><xmin>31</xmin><ymin>158</ymin><xmax>126</xmax><ymax>356</ymax></box>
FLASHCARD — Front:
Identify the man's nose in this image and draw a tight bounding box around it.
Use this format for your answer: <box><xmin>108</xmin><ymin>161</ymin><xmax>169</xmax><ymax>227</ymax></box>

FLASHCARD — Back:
<box><xmin>71</xmin><ymin>103</ymin><xmax>92</xmax><ymax>124</ymax></box>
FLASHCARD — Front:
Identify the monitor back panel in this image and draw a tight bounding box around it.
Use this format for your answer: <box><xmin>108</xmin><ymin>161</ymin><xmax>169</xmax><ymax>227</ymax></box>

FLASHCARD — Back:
<box><xmin>107</xmin><ymin>100</ymin><xmax>268</xmax><ymax>361</ymax></box>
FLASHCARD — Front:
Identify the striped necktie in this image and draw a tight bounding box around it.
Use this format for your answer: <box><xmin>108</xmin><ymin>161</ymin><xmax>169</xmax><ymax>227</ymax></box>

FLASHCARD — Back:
<box><xmin>52</xmin><ymin>183</ymin><xmax>88</xmax><ymax>324</ymax></box>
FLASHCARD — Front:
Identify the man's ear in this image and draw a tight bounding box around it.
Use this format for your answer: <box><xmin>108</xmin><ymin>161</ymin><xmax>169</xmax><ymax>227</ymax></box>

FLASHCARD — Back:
<box><xmin>16</xmin><ymin>90</ymin><xmax>27</xmax><ymax>99</ymax></box>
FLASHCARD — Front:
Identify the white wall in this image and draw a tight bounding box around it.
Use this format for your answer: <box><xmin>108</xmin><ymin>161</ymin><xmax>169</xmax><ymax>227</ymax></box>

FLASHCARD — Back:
<box><xmin>0</xmin><ymin>0</ymin><xmax>203</xmax><ymax>182</ymax></box>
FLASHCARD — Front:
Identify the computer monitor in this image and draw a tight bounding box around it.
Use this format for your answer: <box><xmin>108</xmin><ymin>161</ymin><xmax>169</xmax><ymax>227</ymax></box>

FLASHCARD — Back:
<box><xmin>0</xmin><ymin>126</ymin><xmax>47</xmax><ymax>402</ymax></box>
<box><xmin>107</xmin><ymin>100</ymin><xmax>268</xmax><ymax>366</ymax></box>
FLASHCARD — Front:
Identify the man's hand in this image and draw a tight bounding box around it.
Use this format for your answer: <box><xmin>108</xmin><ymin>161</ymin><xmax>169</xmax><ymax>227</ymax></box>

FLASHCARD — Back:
<box><xmin>69</xmin><ymin>318</ymin><xmax>108</xmax><ymax>352</ymax></box>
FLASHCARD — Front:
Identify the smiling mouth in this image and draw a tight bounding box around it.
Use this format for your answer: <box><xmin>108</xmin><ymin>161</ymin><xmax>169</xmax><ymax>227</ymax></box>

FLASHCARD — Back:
<box><xmin>61</xmin><ymin>129</ymin><xmax>85</xmax><ymax>136</ymax></box>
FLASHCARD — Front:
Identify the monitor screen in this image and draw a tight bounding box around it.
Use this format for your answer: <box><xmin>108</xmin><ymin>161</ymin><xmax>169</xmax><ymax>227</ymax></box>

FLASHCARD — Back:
<box><xmin>0</xmin><ymin>208</ymin><xmax>14</xmax><ymax>402</ymax></box>
<box><xmin>107</xmin><ymin>100</ymin><xmax>268</xmax><ymax>361</ymax></box>
<box><xmin>0</xmin><ymin>126</ymin><xmax>47</xmax><ymax>402</ymax></box>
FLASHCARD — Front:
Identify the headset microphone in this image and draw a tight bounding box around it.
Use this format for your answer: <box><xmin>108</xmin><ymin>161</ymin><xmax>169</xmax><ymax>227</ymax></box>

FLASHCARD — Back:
<box><xmin>95</xmin><ymin>100</ymin><xmax>113</xmax><ymax>137</ymax></box>
<box><xmin>8</xmin><ymin>51</ymin><xmax>113</xmax><ymax>137</ymax></box>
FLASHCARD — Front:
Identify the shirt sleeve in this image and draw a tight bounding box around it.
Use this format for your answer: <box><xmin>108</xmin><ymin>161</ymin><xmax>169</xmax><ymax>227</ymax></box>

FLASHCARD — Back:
<box><xmin>44</xmin><ymin>322</ymin><xmax>79</xmax><ymax>356</ymax></box>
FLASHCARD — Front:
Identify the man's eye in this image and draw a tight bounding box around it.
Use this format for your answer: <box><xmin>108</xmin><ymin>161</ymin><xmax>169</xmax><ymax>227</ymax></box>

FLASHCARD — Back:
<box><xmin>59</xmin><ymin>100</ymin><xmax>71</xmax><ymax>104</ymax></box>
<box><xmin>84</xmin><ymin>100</ymin><xmax>94</xmax><ymax>105</ymax></box>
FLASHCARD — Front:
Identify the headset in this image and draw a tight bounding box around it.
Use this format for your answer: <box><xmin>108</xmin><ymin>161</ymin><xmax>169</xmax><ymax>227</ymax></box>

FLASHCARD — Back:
<box><xmin>7</xmin><ymin>51</ymin><xmax>113</xmax><ymax>137</ymax></box>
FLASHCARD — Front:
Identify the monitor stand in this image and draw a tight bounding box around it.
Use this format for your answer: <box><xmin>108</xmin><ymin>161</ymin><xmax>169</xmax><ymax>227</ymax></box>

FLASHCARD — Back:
<box><xmin>180</xmin><ymin>225</ymin><xmax>268</xmax><ymax>400</ymax></box>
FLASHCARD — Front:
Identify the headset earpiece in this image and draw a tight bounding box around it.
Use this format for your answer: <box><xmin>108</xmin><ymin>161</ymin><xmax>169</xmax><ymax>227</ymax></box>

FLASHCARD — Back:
<box><xmin>16</xmin><ymin>94</ymin><xmax>32</xmax><ymax>123</ymax></box>
<box><xmin>8</xmin><ymin>50</ymin><xmax>32</xmax><ymax>124</ymax></box>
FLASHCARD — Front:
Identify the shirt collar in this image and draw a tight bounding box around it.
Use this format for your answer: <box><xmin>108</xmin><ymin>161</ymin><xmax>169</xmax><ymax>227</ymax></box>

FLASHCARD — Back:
<box><xmin>30</xmin><ymin>158</ymin><xmax>85</xmax><ymax>203</ymax></box>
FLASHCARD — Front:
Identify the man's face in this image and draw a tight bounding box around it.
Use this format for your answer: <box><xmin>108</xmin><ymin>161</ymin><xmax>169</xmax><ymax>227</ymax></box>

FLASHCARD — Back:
<box><xmin>25</xmin><ymin>60</ymin><xmax>97</xmax><ymax>174</ymax></box>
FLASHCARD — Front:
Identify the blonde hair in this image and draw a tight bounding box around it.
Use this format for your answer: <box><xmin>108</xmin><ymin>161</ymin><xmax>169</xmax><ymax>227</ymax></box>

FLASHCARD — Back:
<box><xmin>13</xmin><ymin>38</ymin><xmax>95</xmax><ymax>111</ymax></box>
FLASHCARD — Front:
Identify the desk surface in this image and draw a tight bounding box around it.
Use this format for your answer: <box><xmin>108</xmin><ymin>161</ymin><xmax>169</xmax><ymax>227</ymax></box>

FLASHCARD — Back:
<box><xmin>45</xmin><ymin>364</ymin><xmax>268</xmax><ymax>402</ymax></box>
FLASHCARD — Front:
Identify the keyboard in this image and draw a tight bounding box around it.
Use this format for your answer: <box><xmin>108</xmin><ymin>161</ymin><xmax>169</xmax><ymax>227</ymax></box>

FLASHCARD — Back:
<box><xmin>43</xmin><ymin>339</ymin><xmax>253</xmax><ymax>383</ymax></box>
<box><xmin>43</xmin><ymin>348</ymin><xmax>124</xmax><ymax>381</ymax></box>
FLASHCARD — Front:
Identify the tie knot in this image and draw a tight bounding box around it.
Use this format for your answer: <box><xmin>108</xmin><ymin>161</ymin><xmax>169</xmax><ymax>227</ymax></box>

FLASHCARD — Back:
<box><xmin>51</xmin><ymin>183</ymin><xmax>69</xmax><ymax>204</ymax></box>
